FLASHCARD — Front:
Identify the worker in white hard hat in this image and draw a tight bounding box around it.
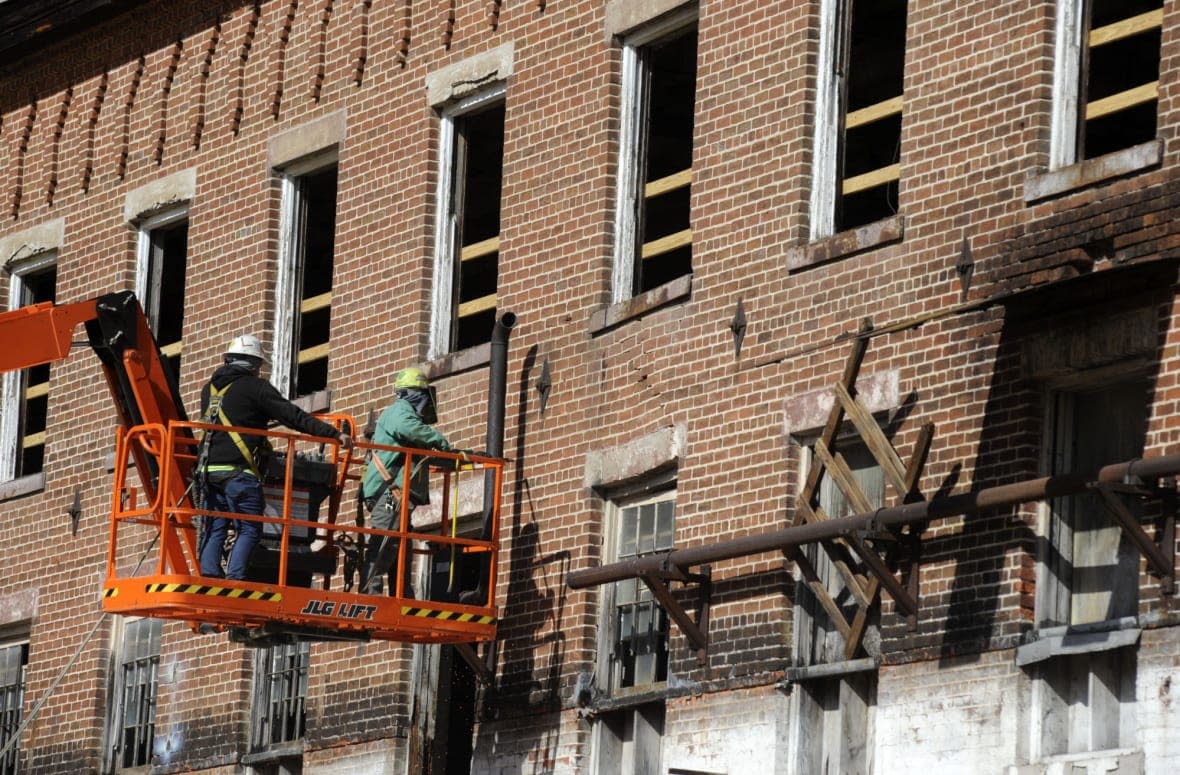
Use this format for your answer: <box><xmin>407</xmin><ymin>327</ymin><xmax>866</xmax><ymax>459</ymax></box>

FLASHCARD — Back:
<box><xmin>197</xmin><ymin>334</ymin><xmax>352</xmax><ymax>580</ymax></box>
<box><xmin>359</xmin><ymin>366</ymin><xmax>451</xmax><ymax>596</ymax></box>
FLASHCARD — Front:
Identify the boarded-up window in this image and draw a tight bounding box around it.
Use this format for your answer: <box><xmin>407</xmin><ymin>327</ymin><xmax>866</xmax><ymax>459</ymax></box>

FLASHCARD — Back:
<box><xmin>1052</xmin><ymin>0</ymin><xmax>1162</xmax><ymax>166</ymax></box>
<box><xmin>613</xmin><ymin>10</ymin><xmax>697</xmax><ymax>300</ymax></box>
<box><xmin>812</xmin><ymin>0</ymin><xmax>908</xmax><ymax>238</ymax></box>
<box><xmin>432</xmin><ymin>89</ymin><xmax>505</xmax><ymax>356</ymax></box>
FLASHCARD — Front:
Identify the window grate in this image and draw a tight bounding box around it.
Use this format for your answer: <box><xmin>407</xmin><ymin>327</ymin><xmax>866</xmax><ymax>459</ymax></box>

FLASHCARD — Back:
<box><xmin>253</xmin><ymin>642</ymin><xmax>309</xmax><ymax>748</ymax></box>
<box><xmin>116</xmin><ymin>619</ymin><xmax>160</xmax><ymax>769</ymax></box>
<box><xmin>0</xmin><ymin>643</ymin><xmax>27</xmax><ymax>775</ymax></box>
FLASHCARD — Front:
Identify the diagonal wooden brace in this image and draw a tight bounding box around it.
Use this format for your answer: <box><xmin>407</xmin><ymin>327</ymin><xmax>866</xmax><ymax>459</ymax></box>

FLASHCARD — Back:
<box><xmin>639</xmin><ymin>567</ymin><xmax>711</xmax><ymax>666</ymax></box>
<box><xmin>453</xmin><ymin>643</ymin><xmax>493</xmax><ymax>685</ymax></box>
<box><xmin>1094</xmin><ymin>482</ymin><xmax>1175</xmax><ymax>595</ymax></box>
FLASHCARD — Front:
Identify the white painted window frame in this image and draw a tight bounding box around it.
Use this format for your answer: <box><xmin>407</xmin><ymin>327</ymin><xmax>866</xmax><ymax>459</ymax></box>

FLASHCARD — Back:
<box><xmin>809</xmin><ymin>0</ymin><xmax>845</xmax><ymax>241</ymax></box>
<box><xmin>611</xmin><ymin>7</ymin><xmax>698</xmax><ymax>304</ymax></box>
<box><xmin>274</xmin><ymin>150</ymin><xmax>338</xmax><ymax>397</ymax></box>
<box><xmin>1050</xmin><ymin>0</ymin><xmax>1086</xmax><ymax>170</ymax></box>
<box><xmin>0</xmin><ymin>251</ymin><xmax>57</xmax><ymax>484</ymax></box>
<box><xmin>135</xmin><ymin>205</ymin><xmax>189</xmax><ymax>335</ymax></box>
<box><xmin>429</xmin><ymin>84</ymin><xmax>507</xmax><ymax>360</ymax></box>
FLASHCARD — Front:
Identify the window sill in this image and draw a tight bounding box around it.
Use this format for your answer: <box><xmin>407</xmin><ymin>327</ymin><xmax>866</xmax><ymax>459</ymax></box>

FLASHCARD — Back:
<box><xmin>0</xmin><ymin>473</ymin><xmax>45</xmax><ymax>501</ymax></box>
<box><xmin>1006</xmin><ymin>749</ymin><xmax>1142</xmax><ymax>775</ymax></box>
<box><xmin>1024</xmin><ymin>139</ymin><xmax>1163</xmax><ymax>204</ymax></box>
<box><xmin>778</xmin><ymin>656</ymin><xmax>879</xmax><ymax>684</ymax></box>
<box><xmin>587</xmin><ymin>273</ymin><xmax>692</xmax><ymax>336</ymax></box>
<box><xmin>589</xmin><ymin>681</ymin><xmax>687</xmax><ymax>714</ymax></box>
<box><xmin>291</xmin><ymin>388</ymin><xmax>332</xmax><ymax>414</ymax></box>
<box><xmin>425</xmin><ymin>342</ymin><xmax>492</xmax><ymax>380</ymax></box>
<box><xmin>241</xmin><ymin>741</ymin><xmax>304</xmax><ymax>766</ymax></box>
<box><xmin>1014</xmin><ymin>617</ymin><xmax>1141</xmax><ymax>667</ymax></box>
<box><xmin>786</xmin><ymin>215</ymin><xmax>904</xmax><ymax>271</ymax></box>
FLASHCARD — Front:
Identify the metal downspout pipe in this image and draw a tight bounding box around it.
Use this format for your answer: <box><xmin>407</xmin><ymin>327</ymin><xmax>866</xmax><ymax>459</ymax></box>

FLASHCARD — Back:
<box><xmin>566</xmin><ymin>452</ymin><xmax>1180</xmax><ymax>589</ymax></box>
<box><xmin>484</xmin><ymin>311</ymin><xmax>516</xmax><ymax>539</ymax></box>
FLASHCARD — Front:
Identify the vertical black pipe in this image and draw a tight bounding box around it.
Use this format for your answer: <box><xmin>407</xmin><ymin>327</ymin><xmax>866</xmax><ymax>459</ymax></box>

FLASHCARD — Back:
<box><xmin>484</xmin><ymin>311</ymin><xmax>516</xmax><ymax>538</ymax></box>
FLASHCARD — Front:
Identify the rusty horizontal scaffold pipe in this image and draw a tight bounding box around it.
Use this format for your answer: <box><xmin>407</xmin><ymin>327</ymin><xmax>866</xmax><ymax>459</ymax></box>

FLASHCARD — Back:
<box><xmin>565</xmin><ymin>452</ymin><xmax>1180</xmax><ymax>590</ymax></box>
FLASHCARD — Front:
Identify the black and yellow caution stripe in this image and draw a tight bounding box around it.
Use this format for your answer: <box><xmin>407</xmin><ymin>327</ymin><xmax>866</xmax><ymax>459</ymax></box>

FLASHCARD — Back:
<box><xmin>143</xmin><ymin>582</ymin><xmax>282</xmax><ymax>602</ymax></box>
<box><xmin>400</xmin><ymin>605</ymin><xmax>495</xmax><ymax>625</ymax></box>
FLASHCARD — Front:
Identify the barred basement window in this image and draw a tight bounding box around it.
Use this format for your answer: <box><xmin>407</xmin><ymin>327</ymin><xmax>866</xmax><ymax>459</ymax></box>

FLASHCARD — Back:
<box><xmin>0</xmin><ymin>255</ymin><xmax>56</xmax><ymax>482</ymax></box>
<box><xmin>1051</xmin><ymin>0</ymin><xmax>1163</xmax><ymax>167</ymax></box>
<box><xmin>612</xmin><ymin>8</ymin><xmax>697</xmax><ymax>301</ymax></box>
<box><xmin>107</xmin><ymin>618</ymin><xmax>160</xmax><ymax>771</ymax></box>
<box><xmin>251</xmin><ymin>642</ymin><xmax>309</xmax><ymax>751</ymax></box>
<box><xmin>0</xmin><ymin>638</ymin><xmax>27</xmax><ymax>775</ymax></box>
<box><xmin>431</xmin><ymin>87</ymin><xmax>505</xmax><ymax>357</ymax></box>
<box><xmin>136</xmin><ymin>208</ymin><xmax>188</xmax><ymax>380</ymax></box>
<box><xmin>811</xmin><ymin>0</ymin><xmax>908</xmax><ymax>238</ymax></box>
<box><xmin>276</xmin><ymin>155</ymin><xmax>338</xmax><ymax>399</ymax></box>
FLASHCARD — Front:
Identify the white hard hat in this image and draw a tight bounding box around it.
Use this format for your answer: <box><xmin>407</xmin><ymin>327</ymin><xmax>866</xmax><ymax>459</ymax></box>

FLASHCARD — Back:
<box><xmin>225</xmin><ymin>334</ymin><xmax>269</xmax><ymax>363</ymax></box>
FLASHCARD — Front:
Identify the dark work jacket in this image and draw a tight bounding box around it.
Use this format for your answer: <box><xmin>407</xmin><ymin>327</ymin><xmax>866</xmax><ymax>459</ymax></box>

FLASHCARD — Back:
<box><xmin>199</xmin><ymin>364</ymin><xmax>341</xmax><ymax>468</ymax></box>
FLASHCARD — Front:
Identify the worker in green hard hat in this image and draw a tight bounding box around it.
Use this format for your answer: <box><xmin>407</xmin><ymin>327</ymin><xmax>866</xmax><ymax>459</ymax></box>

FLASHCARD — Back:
<box><xmin>359</xmin><ymin>366</ymin><xmax>451</xmax><ymax>596</ymax></box>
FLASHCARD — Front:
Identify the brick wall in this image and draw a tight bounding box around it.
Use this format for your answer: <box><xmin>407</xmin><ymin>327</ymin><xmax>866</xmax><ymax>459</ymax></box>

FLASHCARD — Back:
<box><xmin>2</xmin><ymin>0</ymin><xmax>1180</xmax><ymax>772</ymax></box>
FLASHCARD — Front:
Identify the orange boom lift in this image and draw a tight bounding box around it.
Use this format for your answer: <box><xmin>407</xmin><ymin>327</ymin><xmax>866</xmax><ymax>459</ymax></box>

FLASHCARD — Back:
<box><xmin>0</xmin><ymin>291</ymin><xmax>504</xmax><ymax>645</ymax></box>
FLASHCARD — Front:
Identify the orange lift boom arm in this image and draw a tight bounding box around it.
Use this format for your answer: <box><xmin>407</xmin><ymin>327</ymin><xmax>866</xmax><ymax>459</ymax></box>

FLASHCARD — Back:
<box><xmin>0</xmin><ymin>291</ymin><xmax>198</xmax><ymax>575</ymax></box>
<box><xmin>0</xmin><ymin>291</ymin><xmax>505</xmax><ymax>646</ymax></box>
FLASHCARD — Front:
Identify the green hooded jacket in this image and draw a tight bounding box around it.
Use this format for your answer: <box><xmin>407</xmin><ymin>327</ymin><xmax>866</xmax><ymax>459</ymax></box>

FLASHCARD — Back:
<box><xmin>361</xmin><ymin>397</ymin><xmax>451</xmax><ymax>503</ymax></box>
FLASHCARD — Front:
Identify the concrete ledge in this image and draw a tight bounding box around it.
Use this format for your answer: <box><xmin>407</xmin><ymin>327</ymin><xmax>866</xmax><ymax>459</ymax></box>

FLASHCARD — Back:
<box><xmin>0</xmin><ymin>218</ymin><xmax>64</xmax><ymax>270</ymax></box>
<box><xmin>268</xmin><ymin>110</ymin><xmax>346</xmax><ymax>169</ymax></box>
<box><xmin>588</xmin><ymin>273</ymin><xmax>692</xmax><ymax>335</ymax></box>
<box><xmin>1014</xmin><ymin>618</ymin><xmax>1141</xmax><ymax>667</ymax></box>
<box><xmin>605</xmin><ymin>0</ymin><xmax>696</xmax><ymax>38</ymax></box>
<box><xmin>426</xmin><ymin>43</ymin><xmax>514</xmax><ymax>107</ymax></box>
<box><xmin>0</xmin><ymin>473</ymin><xmax>44</xmax><ymax>501</ymax></box>
<box><xmin>787</xmin><ymin>215</ymin><xmax>903</xmax><ymax>271</ymax></box>
<box><xmin>426</xmin><ymin>342</ymin><xmax>491</xmax><ymax>380</ymax></box>
<box><xmin>784</xmin><ymin>370</ymin><xmax>899</xmax><ymax>438</ymax></box>
<box><xmin>0</xmin><ymin>588</ymin><xmax>37</xmax><ymax>627</ymax></box>
<box><xmin>123</xmin><ymin>168</ymin><xmax>196</xmax><ymax>222</ymax></box>
<box><xmin>584</xmin><ymin>423</ymin><xmax>687</xmax><ymax>490</ymax></box>
<box><xmin>1024</xmin><ymin>139</ymin><xmax>1163</xmax><ymax>203</ymax></box>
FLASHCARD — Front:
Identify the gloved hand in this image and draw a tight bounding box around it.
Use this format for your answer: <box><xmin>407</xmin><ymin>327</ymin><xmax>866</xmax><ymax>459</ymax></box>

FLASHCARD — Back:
<box><xmin>338</xmin><ymin>432</ymin><xmax>353</xmax><ymax>450</ymax></box>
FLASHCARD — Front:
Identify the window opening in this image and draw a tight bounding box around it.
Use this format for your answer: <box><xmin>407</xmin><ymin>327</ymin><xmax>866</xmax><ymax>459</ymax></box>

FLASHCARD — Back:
<box><xmin>1053</xmin><ymin>0</ymin><xmax>1162</xmax><ymax>167</ymax></box>
<box><xmin>593</xmin><ymin>702</ymin><xmax>665</xmax><ymax>775</ymax></box>
<box><xmin>812</xmin><ymin>0</ymin><xmax>908</xmax><ymax>238</ymax></box>
<box><xmin>614</xmin><ymin>13</ymin><xmax>697</xmax><ymax>301</ymax></box>
<box><xmin>110</xmin><ymin>618</ymin><xmax>160</xmax><ymax>770</ymax></box>
<box><xmin>1033</xmin><ymin>380</ymin><xmax>1146</xmax><ymax>760</ymax></box>
<box><xmin>608</xmin><ymin>492</ymin><xmax>675</xmax><ymax>691</ymax></box>
<box><xmin>251</xmin><ymin>642</ymin><xmax>309</xmax><ymax>750</ymax></box>
<box><xmin>795</xmin><ymin>442</ymin><xmax>885</xmax><ymax>665</ymax></box>
<box><xmin>1</xmin><ymin>261</ymin><xmax>57</xmax><ymax>480</ymax></box>
<box><xmin>0</xmin><ymin>639</ymin><xmax>27</xmax><ymax>775</ymax></box>
<box><xmin>433</xmin><ymin>93</ymin><xmax>505</xmax><ymax>356</ymax></box>
<box><xmin>276</xmin><ymin>162</ymin><xmax>338</xmax><ymax>398</ymax></box>
<box><xmin>1038</xmin><ymin>647</ymin><xmax>1136</xmax><ymax>758</ymax></box>
<box><xmin>136</xmin><ymin>211</ymin><xmax>189</xmax><ymax>380</ymax></box>
<box><xmin>1042</xmin><ymin>381</ymin><xmax>1147</xmax><ymax>627</ymax></box>
<box><xmin>791</xmin><ymin>441</ymin><xmax>881</xmax><ymax>775</ymax></box>
<box><xmin>794</xmin><ymin>672</ymin><xmax>874</xmax><ymax>775</ymax></box>
<box><xmin>1081</xmin><ymin>0</ymin><xmax>1161</xmax><ymax>159</ymax></box>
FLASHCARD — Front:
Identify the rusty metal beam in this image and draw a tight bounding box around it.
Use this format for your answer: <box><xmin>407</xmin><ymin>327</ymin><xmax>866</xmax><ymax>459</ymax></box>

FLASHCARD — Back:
<box><xmin>568</xmin><ymin>452</ymin><xmax>1180</xmax><ymax>590</ymax></box>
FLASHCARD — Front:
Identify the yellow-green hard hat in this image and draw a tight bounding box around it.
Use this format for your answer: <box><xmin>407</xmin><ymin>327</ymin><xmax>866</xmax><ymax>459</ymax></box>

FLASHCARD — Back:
<box><xmin>395</xmin><ymin>367</ymin><xmax>429</xmax><ymax>390</ymax></box>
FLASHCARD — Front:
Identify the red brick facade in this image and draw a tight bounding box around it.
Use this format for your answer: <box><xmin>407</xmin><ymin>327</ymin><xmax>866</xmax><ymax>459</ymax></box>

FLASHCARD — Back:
<box><xmin>2</xmin><ymin>0</ymin><xmax>1180</xmax><ymax>773</ymax></box>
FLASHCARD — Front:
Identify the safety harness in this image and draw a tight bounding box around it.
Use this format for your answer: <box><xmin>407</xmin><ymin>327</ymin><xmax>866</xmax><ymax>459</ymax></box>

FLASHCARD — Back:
<box><xmin>200</xmin><ymin>381</ymin><xmax>262</xmax><ymax>479</ymax></box>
